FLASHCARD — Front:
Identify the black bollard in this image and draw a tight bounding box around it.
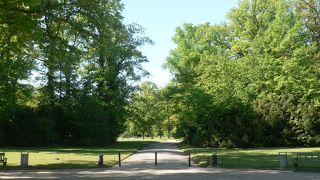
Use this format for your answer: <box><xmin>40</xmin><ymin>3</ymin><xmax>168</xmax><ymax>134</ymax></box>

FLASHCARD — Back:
<box><xmin>155</xmin><ymin>151</ymin><xmax>157</xmax><ymax>166</ymax></box>
<box><xmin>118</xmin><ymin>152</ymin><xmax>121</xmax><ymax>167</ymax></box>
<box><xmin>188</xmin><ymin>153</ymin><xmax>191</xmax><ymax>167</ymax></box>
<box><xmin>212</xmin><ymin>154</ymin><xmax>217</xmax><ymax>167</ymax></box>
<box><xmin>98</xmin><ymin>154</ymin><xmax>104</xmax><ymax>167</ymax></box>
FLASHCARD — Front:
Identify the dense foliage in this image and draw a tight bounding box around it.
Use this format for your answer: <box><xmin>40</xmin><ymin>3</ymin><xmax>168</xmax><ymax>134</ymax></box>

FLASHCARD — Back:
<box><xmin>123</xmin><ymin>81</ymin><xmax>176</xmax><ymax>139</ymax></box>
<box><xmin>2</xmin><ymin>0</ymin><xmax>319</xmax><ymax>148</ymax></box>
<box><xmin>0</xmin><ymin>0</ymin><xmax>150</xmax><ymax>146</ymax></box>
<box><xmin>163</xmin><ymin>0</ymin><xmax>320</xmax><ymax>147</ymax></box>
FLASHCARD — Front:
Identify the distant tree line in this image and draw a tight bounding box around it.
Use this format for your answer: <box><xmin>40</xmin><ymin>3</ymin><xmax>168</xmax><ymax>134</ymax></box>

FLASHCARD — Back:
<box><xmin>127</xmin><ymin>0</ymin><xmax>320</xmax><ymax>148</ymax></box>
<box><xmin>0</xmin><ymin>0</ymin><xmax>150</xmax><ymax>146</ymax></box>
<box><xmin>123</xmin><ymin>81</ymin><xmax>175</xmax><ymax>139</ymax></box>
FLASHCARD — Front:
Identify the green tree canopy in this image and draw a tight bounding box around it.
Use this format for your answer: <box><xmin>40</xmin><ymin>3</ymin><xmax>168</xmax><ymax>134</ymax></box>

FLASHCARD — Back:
<box><xmin>163</xmin><ymin>0</ymin><xmax>320</xmax><ymax>147</ymax></box>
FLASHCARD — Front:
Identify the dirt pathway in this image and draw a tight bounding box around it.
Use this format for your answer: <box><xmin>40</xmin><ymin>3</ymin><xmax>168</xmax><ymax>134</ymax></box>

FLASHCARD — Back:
<box><xmin>1</xmin><ymin>140</ymin><xmax>320</xmax><ymax>179</ymax></box>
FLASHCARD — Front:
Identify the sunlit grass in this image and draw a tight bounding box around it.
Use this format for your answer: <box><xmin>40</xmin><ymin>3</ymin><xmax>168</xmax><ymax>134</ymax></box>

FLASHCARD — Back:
<box><xmin>183</xmin><ymin>146</ymin><xmax>320</xmax><ymax>171</ymax></box>
<box><xmin>0</xmin><ymin>138</ymin><xmax>156</xmax><ymax>169</ymax></box>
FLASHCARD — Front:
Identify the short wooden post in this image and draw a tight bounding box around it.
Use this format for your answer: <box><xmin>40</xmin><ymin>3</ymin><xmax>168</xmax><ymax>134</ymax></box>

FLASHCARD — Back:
<box><xmin>155</xmin><ymin>151</ymin><xmax>157</xmax><ymax>166</ymax></box>
<box><xmin>98</xmin><ymin>154</ymin><xmax>104</xmax><ymax>167</ymax></box>
<box><xmin>188</xmin><ymin>153</ymin><xmax>191</xmax><ymax>167</ymax></box>
<box><xmin>118</xmin><ymin>152</ymin><xmax>121</xmax><ymax>167</ymax></box>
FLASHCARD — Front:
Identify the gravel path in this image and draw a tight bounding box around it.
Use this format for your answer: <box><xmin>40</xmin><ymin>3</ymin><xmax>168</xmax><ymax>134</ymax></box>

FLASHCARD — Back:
<box><xmin>1</xmin><ymin>140</ymin><xmax>320</xmax><ymax>179</ymax></box>
<box><xmin>117</xmin><ymin>140</ymin><xmax>191</xmax><ymax>169</ymax></box>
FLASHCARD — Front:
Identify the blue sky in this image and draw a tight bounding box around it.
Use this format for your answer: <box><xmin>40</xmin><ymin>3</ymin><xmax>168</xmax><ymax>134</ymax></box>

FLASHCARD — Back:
<box><xmin>122</xmin><ymin>0</ymin><xmax>239</xmax><ymax>87</ymax></box>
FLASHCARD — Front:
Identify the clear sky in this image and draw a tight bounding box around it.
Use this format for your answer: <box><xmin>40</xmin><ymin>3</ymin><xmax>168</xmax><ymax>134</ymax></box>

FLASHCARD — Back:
<box><xmin>122</xmin><ymin>0</ymin><xmax>239</xmax><ymax>87</ymax></box>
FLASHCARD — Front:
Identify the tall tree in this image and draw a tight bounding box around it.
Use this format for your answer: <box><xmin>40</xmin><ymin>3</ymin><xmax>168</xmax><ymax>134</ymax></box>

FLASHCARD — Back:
<box><xmin>164</xmin><ymin>0</ymin><xmax>320</xmax><ymax>147</ymax></box>
<box><xmin>0</xmin><ymin>0</ymin><xmax>151</xmax><ymax>146</ymax></box>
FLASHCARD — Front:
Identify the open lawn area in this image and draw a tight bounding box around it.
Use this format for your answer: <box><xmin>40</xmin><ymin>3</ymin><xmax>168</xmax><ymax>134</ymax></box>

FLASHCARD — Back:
<box><xmin>183</xmin><ymin>146</ymin><xmax>320</xmax><ymax>171</ymax></box>
<box><xmin>0</xmin><ymin>138</ymin><xmax>162</xmax><ymax>169</ymax></box>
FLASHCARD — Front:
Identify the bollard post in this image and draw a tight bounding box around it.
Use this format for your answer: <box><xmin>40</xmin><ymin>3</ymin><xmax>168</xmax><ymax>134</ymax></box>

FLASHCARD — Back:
<box><xmin>155</xmin><ymin>151</ymin><xmax>157</xmax><ymax>166</ymax></box>
<box><xmin>98</xmin><ymin>154</ymin><xmax>104</xmax><ymax>167</ymax></box>
<box><xmin>212</xmin><ymin>154</ymin><xmax>218</xmax><ymax>167</ymax></box>
<box><xmin>189</xmin><ymin>153</ymin><xmax>191</xmax><ymax>167</ymax></box>
<box><xmin>279</xmin><ymin>152</ymin><xmax>288</xmax><ymax>170</ymax></box>
<box><xmin>20</xmin><ymin>152</ymin><xmax>29</xmax><ymax>168</ymax></box>
<box><xmin>118</xmin><ymin>152</ymin><xmax>121</xmax><ymax>167</ymax></box>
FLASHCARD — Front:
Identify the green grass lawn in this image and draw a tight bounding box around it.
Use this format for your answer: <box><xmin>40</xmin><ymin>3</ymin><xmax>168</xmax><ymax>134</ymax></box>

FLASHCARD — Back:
<box><xmin>0</xmin><ymin>138</ymin><xmax>159</xmax><ymax>169</ymax></box>
<box><xmin>183</xmin><ymin>146</ymin><xmax>320</xmax><ymax>171</ymax></box>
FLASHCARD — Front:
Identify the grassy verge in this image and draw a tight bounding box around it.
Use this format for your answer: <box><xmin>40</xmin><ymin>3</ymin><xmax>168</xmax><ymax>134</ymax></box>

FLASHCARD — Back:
<box><xmin>182</xmin><ymin>145</ymin><xmax>320</xmax><ymax>171</ymax></box>
<box><xmin>0</xmin><ymin>138</ymin><xmax>158</xmax><ymax>169</ymax></box>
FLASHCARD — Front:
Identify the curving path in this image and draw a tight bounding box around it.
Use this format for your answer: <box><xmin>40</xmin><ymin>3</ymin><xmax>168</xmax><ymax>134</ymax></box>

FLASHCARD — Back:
<box><xmin>1</xmin><ymin>140</ymin><xmax>320</xmax><ymax>179</ymax></box>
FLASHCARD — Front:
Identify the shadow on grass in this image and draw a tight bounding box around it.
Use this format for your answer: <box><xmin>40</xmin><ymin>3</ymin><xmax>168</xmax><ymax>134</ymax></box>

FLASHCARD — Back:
<box><xmin>5</xmin><ymin>163</ymin><xmax>99</xmax><ymax>170</ymax></box>
<box><xmin>3</xmin><ymin>158</ymin><xmax>125</xmax><ymax>170</ymax></box>
<box><xmin>0</xmin><ymin>140</ymin><xmax>157</xmax><ymax>170</ymax></box>
<box><xmin>182</xmin><ymin>145</ymin><xmax>320</xmax><ymax>171</ymax></box>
